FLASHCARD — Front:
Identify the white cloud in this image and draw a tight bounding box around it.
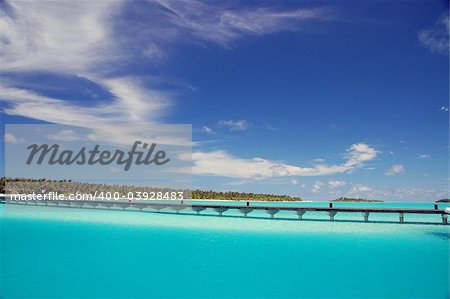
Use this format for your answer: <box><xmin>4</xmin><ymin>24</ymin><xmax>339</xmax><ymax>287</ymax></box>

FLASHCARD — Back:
<box><xmin>328</xmin><ymin>180</ymin><xmax>346</xmax><ymax>189</ymax></box>
<box><xmin>221</xmin><ymin>180</ymin><xmax>248</xmax><ymax>186</ymax></box>
<box><xmin>265</xmin><ymin>124</ymin><xmax>279</xmax><ymax>131</ymax></box>
<box><xmin>344</xmin><ymin>143</ymin><xmax>378</xmax><ymax>167</ymax></box>
<box><xmin>350</xmin><ymin>184</ymin><xmax>372</xmax><ymax>193</ymax></box>
<box><xmin>202</xmin><ymin>126</ymin><xmax>213</xmax><ymax>134</ymax></box>
<box><xmin>217</xmin><ymin>120</ymin><xmax>249</xmax><ymax>131</ymax></box>
<box><xmin>151</xmin><ymin>0</ymin><xmax>333</xmax><ymax>47</ymax></box>
<box><xmin>352</xmin><ymin>186</ymin><xmax>446</xmax><ymax>201</ymax></box>
<box><xmin>99</xmin><ymin>77</ymin><xmax>170</xmax><ymax>122</ymax></box>
<box><xmin>189</xmin><ymin>143</ymin><xmax>378</xmax><ymax>179</ymax></box>
<box><xmin>0</xmin><ymin>1</ymin><xmax>174</xmax><ymax>145</ymax></box>
<box><xmin>312</xmin><ymin>181</ymin><xmax>324</xmax><ymax>193</ymax></box>
<box><xmin>385</xmin><ymin>164</ymin><xmax>405</xmax><ymax>176</ymax></box>
<box><xmin>418</xmin><ymin>154</ymin><xmax>431</xmax><ymax>159</ymax></box>
<box><xmin>418</xmin><ymin>14</ymin><xmax>449</xmax><ymax>54</ymax></box>
<box><xmin>440</xmin><ymin>106</ymin><xmax>449</xmax><ymax>112</ymax></box>
<box><xmin>0</xmin><ymin>85</ymin><xmax>187</xmax><ymax>146</ymax></box>
<box><xmin>4</xmin><ymin>132</ymin><xmax>25</xmax><ymax>143</ymax></box>
<box><xmin>0</xmin><ymin>1</ymin><xmax>334</xmax><ymax>145</ymax></box>
<box><xmin>0</xmin><ymin>85</ymin><xmax>119</xmax><ymax>127</ymax></box>
<box><xmin>0</xmin><ymin>78</ymin><xmax>173</xmax><ymax>144</ymax></box>
<box><xmin>291</xmin><ymin>179</ymin><xmax>298</xmax><ymax>185</ymax></box>
<box><xmin>0</xmin><ymin>1</ymin><xmax>121</xmax><ymax>73</ymax></box>
<box><xmin>143</xmin><ymin>43</ymin><xmax>167</xmax><ymax>60</ymax></box>
<box><xmin>313</xmin><ymin>158</ymin><xmax>325</xmax><ymax>163</ymax></box>
<box><xmin>46</xmin><ymin>130</ymin><xmax>84</xmax><ymax>142</ymax></box>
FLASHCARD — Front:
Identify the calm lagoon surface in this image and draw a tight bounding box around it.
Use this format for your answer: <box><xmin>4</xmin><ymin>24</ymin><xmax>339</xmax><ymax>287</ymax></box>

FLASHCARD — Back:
<box><xmin>1</xmin><ymin>202</ymin><xmax>449</xmax><ymax>299</ymax></box>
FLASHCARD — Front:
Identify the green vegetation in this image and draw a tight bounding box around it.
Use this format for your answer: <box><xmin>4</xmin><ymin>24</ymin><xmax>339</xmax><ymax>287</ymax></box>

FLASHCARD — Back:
<box><xmin>333</xmin><ymin>197</ymin><xmax>383</xmax><ymax>202</ymax></box>
<box><xmin>436</xmin><ymin>199</ymin><xmax>450</xmax><ymax>203</ymax></box>
<box><xmin>0</xmin><ymin>177</ymin><xmax>301</xmax><ymax>201</ymax></box>
<box><xmin>191</xmin><ymin>190</ymin><xmax>299</xmax><ymax>201</ymax></box>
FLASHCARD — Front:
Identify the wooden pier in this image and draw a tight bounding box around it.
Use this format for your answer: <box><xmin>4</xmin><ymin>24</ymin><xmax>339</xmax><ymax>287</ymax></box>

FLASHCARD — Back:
<box><xmin>1</xmin><ymin>197</ymin><xmax>449</xmax><ymax>224</ymax></box>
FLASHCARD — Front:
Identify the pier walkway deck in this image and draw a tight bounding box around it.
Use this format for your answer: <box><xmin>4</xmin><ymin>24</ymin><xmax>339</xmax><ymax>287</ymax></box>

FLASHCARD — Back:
<box><xmin>1</xmin><ymin>196</ymin><xmax>449</xmax><ymax>224</ymax></box>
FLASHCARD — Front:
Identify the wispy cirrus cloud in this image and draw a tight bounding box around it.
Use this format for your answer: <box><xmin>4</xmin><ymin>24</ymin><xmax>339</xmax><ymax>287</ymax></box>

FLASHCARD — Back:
<box><xmin>0</xmin><ymin>0</ymin><xmax>336</xmax><ymax>145</ymax></box>
<box><xmin>187</xmin><ymin>143</ymin><xmax>378</xmax><ymax>179</ymax></box>
<box><xmin>328</xmin><ymin>180</ymin><xmax>346</xmax><ymax>189</ymax></box>
<box><xmin>0</xmin><ymin>0</ymin><xmax>170</xmax><ymax>144</ymax></box>
<box><xmin>0</xmin><ymin>1</ymin><xmax>121</xmax><ymax>73</ymax></box>
<box><xmin>46</xmin><ymin>130</ymin><xmax>85</xmax><ymax>142</ymax></box>
<box><xmin>418</xmin><ymin>14</ymin><xmax>449</xmax><ymax>54</ymax></box>
<box><xmin>149</xmin><ymin>0</ymin><xmax>333</xmax><ymax>48</ymax></box>
<box><xmin>217</xmin><ymin>119</ymin><xmax>249</xmax><ymax>131</ymax></box>
<box><xmin>0</xmin><ymin>85</ymin><xmax>190</xmax><ymax>146</ymax></box>
<box><xmin>350</xmin><ymin>184</ymin><xmax>372</xmax><ymax>193</ymax></box>
<box><xmin>385</xmin><ymin>164</ymin><xmax>405</xmax><ymax>176</ymax></box>
<box><xmin>0</xmin><ymin>1</ymin><xmax>171</xmax><ymax>126</ymax></box>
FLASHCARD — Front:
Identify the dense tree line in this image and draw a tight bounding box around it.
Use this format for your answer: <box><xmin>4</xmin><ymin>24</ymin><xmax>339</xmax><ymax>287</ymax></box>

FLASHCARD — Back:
<box><xmin>436</xmin><ymin>199</ymin><xmax>450</xmax><ymax>203</ymax></box>
<box><xmin>333</xmin><ymin>197</ymin><xmax>383</xmax><ymax>202</ymax></box>
<box><xmin>0</xmin><ymin>177</ymin><xmax>301</xmax><ymax>201</ymax></box>
<box><xmin>191</xmin><ymin>190</ymin><xmax>299</xmax><ymax>201</ymax></box>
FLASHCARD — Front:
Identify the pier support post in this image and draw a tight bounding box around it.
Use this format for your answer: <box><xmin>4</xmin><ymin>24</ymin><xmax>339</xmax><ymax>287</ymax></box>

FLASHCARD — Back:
<box><xmin>442</xmin><ymin>213</ymin><xmax>448</xmax><ymax>225</ymax></box>
<box><xmin>119</xmin><ymin>204</ymin><xmax>130</xmax><ymax>210</ymax></box>
<box><xmin>266</xmin><ymin>209</ymin><xmax>279</xmax><ymax>219</ymax></box>
<box><xmin>192</xmin><ymin>206</ymin><xmax>206</xmax><ymax>215</ymax></box>
<box><xmin>328</xmin><ymin>211</ymin><xmax>337</xmax><ymax>221</ymax></box>
<box><xmin>362</xmin><ymin>212</ymin><xmax>370</xmax><ymax>222</ymax></box>
<box><xmin>101</xmin><ymin>203</ymin><xmax>114</xmax><ymax>209</ymax></box>
<box><xmin>213</xmin><ymin>207</ymin><xmax>228</xmax><ymax>216</ymax></box>
<box><xmin>296</xmin><ymin>210</ymin><xmax>306</xmax><ymax>220</ymax></box>
<box><xmin>399</xmin><ymin>212</ymin><xmax>404</xmax><ymax>223</ymax></box>
<box><xmin>135</xmin><ymin>204</ymin><xmax>149</xmax><ymax>211</ymax></box>
<box><xmin>170</xmin><ymin>206</ymin><xmax>186</xmax><ymax>214</ymax></box>
<box><xmin>239</xmin><ymin>207</ymin><xmax>253</xmax><ymax>218</ymax></box>
<box><xmin>150</xmin><ymin>205</ymin><xmax>167</xmax><ymax>212</ymax></box>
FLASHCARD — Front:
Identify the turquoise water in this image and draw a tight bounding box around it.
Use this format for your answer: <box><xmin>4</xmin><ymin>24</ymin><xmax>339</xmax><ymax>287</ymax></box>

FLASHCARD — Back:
<box><xmin>1</xmin><ymin>202</ymin><xmax>449</xmax><ymax>299</ymax></box>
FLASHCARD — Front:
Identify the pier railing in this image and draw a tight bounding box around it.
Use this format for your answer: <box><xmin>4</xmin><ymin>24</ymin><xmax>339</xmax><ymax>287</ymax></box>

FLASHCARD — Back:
<box><xmin>1</xmin><ymin>196</ymin><xmax>449</xmax><ymax>224</ymax></box>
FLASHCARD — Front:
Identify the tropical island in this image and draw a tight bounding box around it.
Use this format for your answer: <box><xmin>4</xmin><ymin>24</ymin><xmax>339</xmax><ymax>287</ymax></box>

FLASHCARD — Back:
<box><xmin>436</xmin><ymin>199</ymin><xmax>450</xmax><ymax>203</ymax></box>
<box><xmin>332</xmin><ymin>197</ymin><xmax>383</xmax><ymax>202</ymax></box>
<box><xmin>0</xmin><ymin>177</ymin><xmax>301</xmax><ymax>202</ymax></box>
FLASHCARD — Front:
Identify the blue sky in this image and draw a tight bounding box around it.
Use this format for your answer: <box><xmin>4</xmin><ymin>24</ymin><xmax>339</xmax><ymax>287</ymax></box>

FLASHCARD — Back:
<box><xmin>0</xmin><ymin>0</ymin><xmax>448</xmax><ymax>201</ymax></box>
